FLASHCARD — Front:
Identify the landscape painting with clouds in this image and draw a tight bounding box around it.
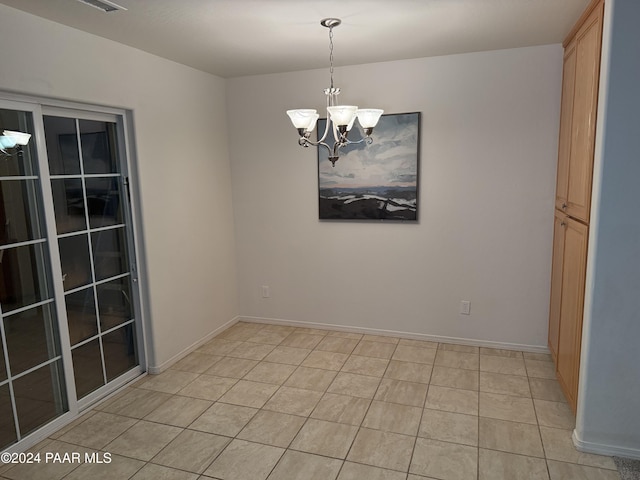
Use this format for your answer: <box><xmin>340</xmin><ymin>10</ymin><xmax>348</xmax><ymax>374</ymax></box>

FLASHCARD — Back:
<box><xmin>317</xmin><ymin>112</ymin><xmax>420</xmax><ymax>221</ymax></box>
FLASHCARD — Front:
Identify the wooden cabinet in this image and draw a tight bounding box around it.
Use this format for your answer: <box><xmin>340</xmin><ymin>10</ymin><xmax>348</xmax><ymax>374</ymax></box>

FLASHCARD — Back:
<box><xmin>554</xmin><ymin>216</ymin><xmax>589</xmax><ymax>409</ymax></box>
<box><xmin>555</xmin><ymin>1</ymin><xmax>604</xmax><ymax>222</ymax></box>
<box><xmin>548</xmin><ymin>0</ymin><xmax>604</xmax><ymax>413</ymax></box>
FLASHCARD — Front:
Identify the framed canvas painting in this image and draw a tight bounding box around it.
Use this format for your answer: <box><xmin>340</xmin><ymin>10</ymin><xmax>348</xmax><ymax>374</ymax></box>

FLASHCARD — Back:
<box><xmin>317</xmin><ymin>112</ymin><xmax>420</xmax><ymax>221</ymax></box>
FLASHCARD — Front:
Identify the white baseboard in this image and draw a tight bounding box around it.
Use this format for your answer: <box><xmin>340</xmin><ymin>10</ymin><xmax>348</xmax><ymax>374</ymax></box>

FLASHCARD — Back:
<box><xmin>147</xmin><ymin>316</ymin><xmax>240</xmax><ymax>374</ymax></box>
<box><xmin>573</xmin><ymin>429</ymin><xmax>640</xmax><ymax>460</ymax></box>
<box><xmin>238</xmin><ymin>315</ymin><xmax>550</xmax><ymax>354</ymax></box>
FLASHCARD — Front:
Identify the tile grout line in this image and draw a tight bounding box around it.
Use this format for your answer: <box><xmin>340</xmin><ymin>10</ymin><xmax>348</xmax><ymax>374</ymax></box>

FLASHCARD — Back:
<box><xmin>337</xmin><ymin>336</ymin><xmax>398</xmax><ymax>476</ymax></box>
<box><xmin>406</xmin><ymin>346</ymin><xmax>436</xmax><ymax>478</ymax></box>
<box><xmin>524</xmin><ymin>355</ymin><xmax>554</xmax><ymax>480</ymax></box>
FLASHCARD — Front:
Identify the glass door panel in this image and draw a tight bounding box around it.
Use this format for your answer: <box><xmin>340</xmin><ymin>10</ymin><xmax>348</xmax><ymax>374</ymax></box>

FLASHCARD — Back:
<box><xmin>71</xmin><ymin>340</ymin><xmax>103</xmax><ymax>398</ymax></box>
<box><xmin>0</xmin><ymin>385</ymin><xmax>15</xmax><ymax>447</ymax></box>
<box><xmin>64</xmin><ymin>287</ymin><xmax>98</xmax><ymax>345</ymax></box>
<box><xmin>0</xmin><ymin>179</ymin><xmax>45</xmax><ymax>244</ymax></box>
<box><xmin>0</xmin><ymin>342</ymin><xmax>6</xmax><ymax>382</ymax></box>
<box><xmin>0</xmin><ymin>243</ymin><xmax>51</xmax><ymax>312</ymax></box>
<box><xmin>58</xmin><ymin>234</ymin><xmax>92</xmax><ymax>291</ymax></box>
<box><xmin>85</xmin><ymin>178</ymin><xmax>123</xmax><ymax>228</ymax></box>
<box><xmin>44</xmin><ymin>114</ymin><xmax>139</xmax><ymax>401</ymax></box>
<box><xmin>50</xmin><ymin>179</ymin><xmax>86</xmax><ymax>234</ymax></box>
<box><xmin>92</xmin><ymin>228</ymin><xmax>129</xmax><ymax>280</ymax></box>
<box><xmin>0</xmin><ymin>107</ymin><xmax>67</xmax><ymax>450</ymax></box>
<box><xmin>79</xmin><ymin>120</ymin><xmax>118</xmax><ymax>174</ymax></box>
<box><xmin>13</xmin><ymin>361</ymin><xmax>66</xmax><ymax>437</ymax></box>
<box><xmin>43</xmin><ymin>116</ymin><xmax>80</xmax><ymax>175</ymax></box>
<box><xmin>97</xmin><ymin>277</ymin><xmax>133</xmax><ymax>330</ymax></box>
<box><xmin>103</xmin><ymin>324</ymin><xmax>136</xmax><ymax>381</ymax></box>
<box><xmin>3</xmin><ymin>304</ymin><xmax>60</xmax><ymax>374</ymax></box>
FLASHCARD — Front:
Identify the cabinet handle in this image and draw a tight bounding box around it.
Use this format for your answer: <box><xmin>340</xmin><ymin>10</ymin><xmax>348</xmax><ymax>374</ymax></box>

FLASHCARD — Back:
<box><xmin>560</xmin><ymin>221</ymin><xmax>567</xmax><ymax>227</ymax></box>
<box><xmin>561</xmin><ymin>202</ymin><xmax>567</xmax><ymax>209</ymax></box>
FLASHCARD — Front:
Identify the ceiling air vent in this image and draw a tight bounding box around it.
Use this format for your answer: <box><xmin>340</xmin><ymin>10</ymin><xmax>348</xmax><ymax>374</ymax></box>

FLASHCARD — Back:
<box><xmin>76</xmin><ymin>0</ymin><xmax>127</xmax><ymax>12</ymax></box>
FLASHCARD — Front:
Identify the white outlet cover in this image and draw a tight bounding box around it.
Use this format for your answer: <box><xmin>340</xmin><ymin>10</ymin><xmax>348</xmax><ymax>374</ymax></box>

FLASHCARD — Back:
<box><xmin>460</xmin><ymin>301</ymin><xmax>471</xmax><ymax>315</ymax></box>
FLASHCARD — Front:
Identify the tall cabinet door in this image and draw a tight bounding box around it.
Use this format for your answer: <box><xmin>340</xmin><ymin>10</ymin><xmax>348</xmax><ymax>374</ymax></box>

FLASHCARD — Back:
<box><xmin>548</xmin><ymin>210</ymin><xmax>567</xmax><ymax>363</ymax></box>
<box><xmin>555</xmin><ymin>43</ymin><xmax>576</xmax><ymax>213</ymax></box>
<box><xmin>566</xmin><ymin>2</ymin><xmax>604</xmax><ymax>223</ymax></box>
<box><xmin>556</xmin><ymin>217</ymin><xmax>589</xmax><ymax>411</ymax></box>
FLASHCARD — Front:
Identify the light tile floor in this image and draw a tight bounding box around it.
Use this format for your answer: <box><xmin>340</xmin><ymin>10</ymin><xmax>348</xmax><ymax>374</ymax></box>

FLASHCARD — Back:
<box><xmin>0</xmin><ymin>322</ymin><xmax>621</xmax><ymax>480</ymax></box>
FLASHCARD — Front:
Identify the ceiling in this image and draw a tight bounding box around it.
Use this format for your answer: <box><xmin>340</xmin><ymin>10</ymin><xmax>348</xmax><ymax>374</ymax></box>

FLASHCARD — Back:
<box><xmin>0</xmin><ymin>0</ymin><xmax>589</xmax><ymax>78</ymax></box>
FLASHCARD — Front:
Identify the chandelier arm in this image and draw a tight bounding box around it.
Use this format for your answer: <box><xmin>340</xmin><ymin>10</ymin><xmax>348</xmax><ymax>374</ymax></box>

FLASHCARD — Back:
<box><xmin>298</xmin><ymin>137</ymin><xmax>333</xmax><ymax>153</ymax></box>
<box><xmin>0</xmin><ymin>148</ymin><xmax>23</xmax><ymax>158</ymax></box>
<box><xmin>316</xmin><ymin>111</ymin><xmax>332</xmax><ymax>145</ymax></box>
<box><xmin>332</xmin><ymin>122</ymin><xmax>342</xmax><ymax>143</ymax></box>
<box><xmin>343</xmin><ymin>136</ymin><xmax>373</xmax><ymax>147</ymax></box>
<box><xmin>333</xmin><ymin>140</ymin><xmax>344</xmax><ymax>158</ymax></box>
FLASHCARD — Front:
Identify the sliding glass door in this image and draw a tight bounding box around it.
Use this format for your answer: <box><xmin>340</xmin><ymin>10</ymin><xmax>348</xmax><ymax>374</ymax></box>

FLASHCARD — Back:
<box><xmin>0</xmin><ymin>100</ymin><xmax>144</xmax><ymax>451</ymax></box>
<box><xmin>44</xmin><ymin>113</ymin><xmax>139</xmax><ymax>401</ymax></box>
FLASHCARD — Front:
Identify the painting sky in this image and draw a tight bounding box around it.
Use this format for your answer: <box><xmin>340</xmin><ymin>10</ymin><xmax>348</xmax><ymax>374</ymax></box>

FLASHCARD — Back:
<box><xmin>318</xmin><ymin>113</ymin><xmax>419</xmax><ymax>189</ymax></box>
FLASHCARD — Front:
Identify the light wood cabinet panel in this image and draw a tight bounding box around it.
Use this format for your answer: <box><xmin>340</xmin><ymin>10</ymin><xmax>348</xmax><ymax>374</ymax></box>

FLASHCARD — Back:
<box><xmin>548</xmin><ymin>210</ymin><xmax>567</xmax><ymax>363</ymax></box>
<box><xmin>555</xmin><ymin>44</ymin><xmax>576</xmax><ymax>212</ymax></box>
<box><xmin>556</xmin><ymin>217</ymin><xmax>589</xmax><ymax>412</ymax></box>
<box><xmin>565</xmin><ymin>2</ymin><xmax>604</xmax><ymax>222</ymax></box>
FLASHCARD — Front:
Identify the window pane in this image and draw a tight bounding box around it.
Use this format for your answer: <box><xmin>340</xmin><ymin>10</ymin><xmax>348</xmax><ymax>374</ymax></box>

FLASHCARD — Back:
<box><xmin>0</xmin><ymin>180</ymin><xmax>45</xmax><ymax>245</ymax></box>
<box><xmin>72</xmin><ymin>340</ymin><xmax>104</xmax><ymax>399</ymax></box>
<box><xmin>58</xmin><ymin>234</ymin><xmax>92</xmax><ymax>291</ymax></box>
<box><xmin>65</xmin><ymin>287</ymin><xmax>98</xmax><ymax>346</ymax></box>
<box><xmin>0</xmin><ymin>109</ymin><xmax>36</xmax><ymax>177</ymax></box>
<box><xmin>85</xmin><ymin>178</ymin><xmax>123</xmax><ymax>229</ymax></box>
<box><xmin>103</xmin><ymin>324</ymin><xmax>136</xmax><ymax>381</ymax></box>
<box><xmin>44</xmin><ymin>116</ymin><xmax>80</xmax><ymax>175</ymax></box>
<box><xmin>0</xmin><ymin>242</ymin><xmax>51</xmax><ymax>313</ymax></box>
<box><xmin>13</xmin><ymin>361</ymin><xmax>67</xmax><ymax>437</ymax></box>
<box><xmin>0</xmin><ymin>384</ymin><xmax>17</xmax><ymax>450</ymax></box>
<box><xmin>4</xmin><ymin>303</ymin><xmax>60</xmax><ymax>376</ymax></box>
<box><xmin>51</xmin><ymin>179</ymin><xmax>87</xmax><ymax>235</ymax></box>
<box><xmin>97</xmin><ymin>277</ymin><xmax>133</xmax><ymax>331</ymax></box>
<box><xmin>79</xmin><ymin>120</ymin><xmax>118</xmax><ymax>174</ymax></box>
<box><xmin>92</xmin><ymin>228</ymin><xmax>129</xmax><ymax>281</ymax></box>
<box><xmin>0</xmin><ymin>340</ymin><xmax>6</xmax><ymax>382</ymax></box>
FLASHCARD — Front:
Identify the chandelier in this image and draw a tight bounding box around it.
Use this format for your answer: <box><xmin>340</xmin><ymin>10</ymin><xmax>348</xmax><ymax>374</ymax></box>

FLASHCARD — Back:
<box><xmin>0</xmin><ymin>130</ymin><xmax>31</xmax><ymax>157</ymax></box>
<box><xmin>286</xmin><ymin>18</ymin><xmax>383</xmax><ymax>167</ymax></box>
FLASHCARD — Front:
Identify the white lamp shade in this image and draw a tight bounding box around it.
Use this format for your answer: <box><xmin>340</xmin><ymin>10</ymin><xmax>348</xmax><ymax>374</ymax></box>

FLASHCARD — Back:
<box><xmin>286</xmin><ymin>109</ymin><xmax>318</xmax><ymax>129</ymax></box>
<box><xmin>327</xmin><ymin>105</ymin><xmax>358</xmax><ymax>127</ymax></box>
<box><xmin>356</xmin><ymin>109</ymin><xmax>384</xmax><ymax>129</ymax></box>
<box><xmin>3</xmin><ymin>130</ymin><xmax>31</xmax><ymax>146</ymax></box>
<box><xmin>346</xmin><ymin>113</ymin><xmax>356</xmax><ymax>131</ymax></box>
<box><xmin>0</xmin><ymin>136</ymin><xmax>17</xmax><ymax>149</ymax></box>
<box><xmin>305</xmin><ymin>113</ymin><xmax>320</xmax><ymax>132</ymax></box>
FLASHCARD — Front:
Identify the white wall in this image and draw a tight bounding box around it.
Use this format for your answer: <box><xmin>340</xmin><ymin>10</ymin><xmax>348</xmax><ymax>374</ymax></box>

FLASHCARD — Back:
<box><xmin>0</xmin><ymin>5</ymin><xmax>239</xmax><ymax>369</ymax></box>
<box><xmin>576</xmin><ymin>0</ymin><xmax>640</xmax><ymax>458</ymax></box>
<box><xmin>228</xmin><ymin>45</ymin><xmax>562</xmax><ymax>348</ymax></box>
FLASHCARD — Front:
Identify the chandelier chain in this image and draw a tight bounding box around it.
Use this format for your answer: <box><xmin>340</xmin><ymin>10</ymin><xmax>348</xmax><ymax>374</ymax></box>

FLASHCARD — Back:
<box><xmin>328</xmin><ymin>26</ymin><xmax>334</xmax><ymax>89</ymax></box>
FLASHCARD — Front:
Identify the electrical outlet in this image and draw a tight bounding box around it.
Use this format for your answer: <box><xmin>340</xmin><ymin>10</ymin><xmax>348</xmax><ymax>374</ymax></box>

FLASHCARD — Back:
<box><xmin>460</xmin><ymin>300</ymin><xmax>471</xmax><ymax>315</ymax></box>
<box><xmin>261</xmin><ymin>285</ymin><xmax>270</xmax><ymax>298</ymax></box>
